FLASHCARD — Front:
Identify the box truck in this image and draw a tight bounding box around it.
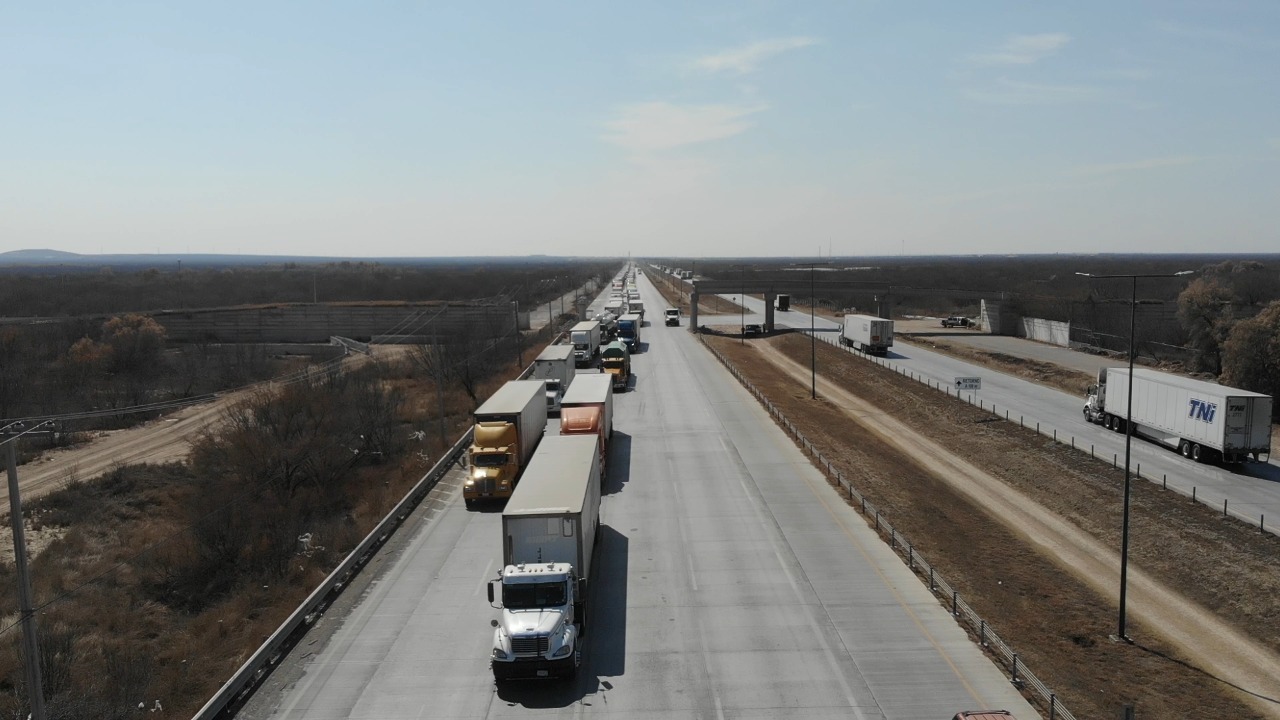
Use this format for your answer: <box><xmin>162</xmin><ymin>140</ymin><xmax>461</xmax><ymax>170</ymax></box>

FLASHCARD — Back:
<box><xmin>488</xmin><ymin>434</ymin><xmax>601</xmax><ymax>681</ymax></box>
<box><xmin>465</xmin><ymin>380</ymin><xmax>547</xmax><ymax>507</ymax></box>
<box><xmin>560</xmin><ymin>373</ymin><xmax>613</xmax><ymax>441</ymax></box>
<box><xmin>532</xmin><ymin>345</ymin><xmax>575</xmax><ymax>416</ymax></box>
<box><xmin>570</xmin><ymin>321</ymin><xmax>601</xmax><ymax>367</ymax></box>
<box><xmin>840</xmin><ymin>314</ymin><xmax>893</xmax><ymax>355</ymax></box>
<box><xmin>664</xmin><ymin>307</ymin><xmax>680</xmax><ymax>326</ymax></box>
<box><xmin>617</xmin><ymin>313</ymin><xmax>641</xmax><ymax>352</ymax></box>
<box><xmin>600</xmin><ymin>341</ymin><xmax>631</xmax><ymax>392</ymax></box>
<box><xmin>1084</xmin><ymin>367</ymin><xmax>1272</xmax><ymax>464</ymax></box>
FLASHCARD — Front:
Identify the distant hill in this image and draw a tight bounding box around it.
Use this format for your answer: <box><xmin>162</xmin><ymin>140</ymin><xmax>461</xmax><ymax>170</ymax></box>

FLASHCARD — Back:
<box><xmin>0</xmin><ymin>249</ymin><xmax>85</xmax><ymax>261</ymax></box>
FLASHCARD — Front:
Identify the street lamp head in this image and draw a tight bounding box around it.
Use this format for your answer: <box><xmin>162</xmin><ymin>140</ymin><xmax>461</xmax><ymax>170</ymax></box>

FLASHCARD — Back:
<box><xmin>1174</xmin><ymin>270</ymin><xmax>1195</xmax><ymax>276</ymax></box>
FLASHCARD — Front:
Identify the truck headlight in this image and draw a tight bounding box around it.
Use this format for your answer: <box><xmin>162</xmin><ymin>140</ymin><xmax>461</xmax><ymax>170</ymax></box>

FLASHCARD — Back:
<box><xmin>550</xmin><ymin>644</ymin><xmax>572</xmax><ymax>659</ymax></box>
<box><xmin>464</xmin><ymin>479</ymin><xmax>475</xmax><ymax>487</ymax></box>
<box><xmin>492</xmin><ymin>647</ymin><xmax>509</xmax><ymax>660</ymax></box>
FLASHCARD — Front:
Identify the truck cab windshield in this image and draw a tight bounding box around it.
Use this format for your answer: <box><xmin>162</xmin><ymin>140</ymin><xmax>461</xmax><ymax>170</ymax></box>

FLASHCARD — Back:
<box><xmin>472</xmin><ymin>453</ymin><xmax>509</xmax><ymax>467</ymax></box>
<box><xmin>503</xmin><ymin>581</ymin><xmax>568</xmax><ymax>609</ymax></box>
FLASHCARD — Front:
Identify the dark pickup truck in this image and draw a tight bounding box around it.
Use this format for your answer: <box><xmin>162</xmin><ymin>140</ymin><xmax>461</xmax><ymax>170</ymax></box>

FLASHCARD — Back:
<box><xmin>941</xmin><ymin>316</ymin><xmax>970</xmax><ymax>328</ymax></box>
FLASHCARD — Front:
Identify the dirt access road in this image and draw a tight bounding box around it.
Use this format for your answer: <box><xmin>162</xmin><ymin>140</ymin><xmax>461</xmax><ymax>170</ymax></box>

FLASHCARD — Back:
<box><xmin>710</xmin><ymin>333</ymin><xmax>1280</xmax><ymax>720</ymax></box>
<box><xmin>2</xmin><ymin>346</ymin><xmax>406</xmax><ymax>507</ymax></box>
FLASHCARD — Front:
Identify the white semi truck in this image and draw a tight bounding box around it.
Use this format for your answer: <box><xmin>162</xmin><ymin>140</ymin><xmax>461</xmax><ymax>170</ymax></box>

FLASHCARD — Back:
<box><xmin>840</xmin><ymin>314</ymin><xmax>894</xmax><ymax>355</ymax></box>
<box><xmin>570</xmin><ymin>321</ymin><xmax>601</xmax><ymax>368</ymax></box>
<box><xmin>532</xmin><ymin>344</ymin><xmax>575</xmax><ymax>416</ymax></box>
<box><xmin>1084</xmin><ymin>367</ymin><xmax>1272</xmax><ymax>464</ymax></box>
<box><xmin>488</xmin><ymin>434</ymin><xmax>602</xmax><ymax>681</ymax></box>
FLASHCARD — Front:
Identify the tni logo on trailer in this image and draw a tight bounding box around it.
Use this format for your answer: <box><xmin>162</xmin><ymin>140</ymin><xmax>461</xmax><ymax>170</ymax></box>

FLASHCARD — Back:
<box><xmin>1188</xmin><ymin>398</ymin><xmax>1217</xmax><ymax>423</ymax></box>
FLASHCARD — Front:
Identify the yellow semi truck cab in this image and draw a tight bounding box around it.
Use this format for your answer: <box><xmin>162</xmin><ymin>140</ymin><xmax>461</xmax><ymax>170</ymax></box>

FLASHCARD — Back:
<box><xmin>464</xmin><ymin>380</ymin><xmax>548</xmax><ymax>508</ymax></box>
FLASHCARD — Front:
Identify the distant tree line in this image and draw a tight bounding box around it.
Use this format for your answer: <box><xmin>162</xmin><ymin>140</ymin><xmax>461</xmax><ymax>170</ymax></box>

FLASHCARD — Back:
<box><xmin>1176</xmin><ymin>261</ymin><xmax>1280</xmax><ymax>414</ymax></box>
<box><xmin>0</xmin><ymin>314</ymin><xmax>284</xmax><ymax>432</ymax></box>
<box><xmin>0</xmin><ymin>259</ymin><xmax>618</xmax><ymax>317</ymax></box>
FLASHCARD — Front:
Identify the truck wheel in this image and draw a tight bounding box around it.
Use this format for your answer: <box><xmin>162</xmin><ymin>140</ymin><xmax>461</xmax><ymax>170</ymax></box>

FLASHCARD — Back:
<box><xmin>1191</xmin><ymin>443</ymin><xmax>1204</xmax><ymax>463</ymax></box>
<box><xmin>1179</xmin><ymin>440</ymin><xmax>1191</xmax><ymax>458</ymax></box>
<box><xmin>465</xmin><ymin>499</ymin><xmax>475</xmax><ymax>510</ymax></box>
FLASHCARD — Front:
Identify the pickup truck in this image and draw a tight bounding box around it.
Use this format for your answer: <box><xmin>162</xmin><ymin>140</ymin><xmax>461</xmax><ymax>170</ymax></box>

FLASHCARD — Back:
<box><xmin>742</xmin><ymin>323</ymin><xmax>762</xmax><ymax>337</ymax></box>
<box><xmin>941</xmin><ymin>316</ymin><xmax>970</xmax><ymax>328</ymax></box>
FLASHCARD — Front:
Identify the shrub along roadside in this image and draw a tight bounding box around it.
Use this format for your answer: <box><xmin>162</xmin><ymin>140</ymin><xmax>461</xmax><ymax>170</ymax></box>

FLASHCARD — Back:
<box><xmin>0</xmin><ymin>357</ymin><xmax>460</xmax><ymax>718</ymax></box>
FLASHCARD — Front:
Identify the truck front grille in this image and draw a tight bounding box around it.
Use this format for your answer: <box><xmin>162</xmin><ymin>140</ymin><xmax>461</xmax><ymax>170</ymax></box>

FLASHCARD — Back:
<box><xmin>511</xmin><ymin>636</ymin><xmax>549</xmax><ymax>655</ymax></box>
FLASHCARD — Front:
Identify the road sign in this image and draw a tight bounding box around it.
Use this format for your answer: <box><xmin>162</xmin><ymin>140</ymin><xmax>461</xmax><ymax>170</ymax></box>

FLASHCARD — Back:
<box><xmin>955</xmin><ymin>377</ymin><xmax>981</xmax><ymax>391</ymax></box>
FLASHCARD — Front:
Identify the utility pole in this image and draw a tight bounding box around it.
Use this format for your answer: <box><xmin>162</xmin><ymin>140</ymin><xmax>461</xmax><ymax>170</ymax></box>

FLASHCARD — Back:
<box><xmin>512</xmin><ymin>301</ymin><xmax>523</xmax><ymax>368</ymax></box>
<box><xmin>6</xmin><ymin>432</ymin><xmax>47</xmax><ymax>720</ymax></box>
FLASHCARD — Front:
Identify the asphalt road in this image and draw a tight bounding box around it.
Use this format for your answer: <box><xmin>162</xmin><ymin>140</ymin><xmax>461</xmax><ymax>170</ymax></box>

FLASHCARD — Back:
<box><xmin>726</xmin><ymin>295</ymin><xmax>1280</xmax><ymax>534</ymax></box>
<box><xmin>246</xmin><ymin>271</ymin><xmax>1038</xmax><ymax>719</ymax></box>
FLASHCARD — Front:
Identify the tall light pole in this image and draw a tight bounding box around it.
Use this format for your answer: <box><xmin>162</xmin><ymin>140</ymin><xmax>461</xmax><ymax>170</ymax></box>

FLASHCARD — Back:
<box><xmin>740</xmin><ymin>265</ymin><xmax>745</xmax><ymax>346</ymax></box>
<box><xmin>811</xmin><ymin>262</ymin><xmax>817</xmax><ymax>399</ymax></box>
<box><xmin>1076</xmin><ymin>269</ymin><xmax>1194</xmax><ymax>640</ymax></box>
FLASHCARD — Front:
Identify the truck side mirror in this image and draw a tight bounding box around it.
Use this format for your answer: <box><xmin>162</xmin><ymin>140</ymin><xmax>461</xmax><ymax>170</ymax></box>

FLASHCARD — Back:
<box><xmin>487</xmin><ymin>581</ymin><xmax>495</xmax><ymax>604</ymax></box>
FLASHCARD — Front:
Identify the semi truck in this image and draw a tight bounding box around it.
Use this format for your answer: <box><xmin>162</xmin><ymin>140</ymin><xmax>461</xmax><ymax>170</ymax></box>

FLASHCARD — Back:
<box><xmin>600</xmin><ymin>341</ymin><xmax>631</xmax><ymax>392</ymax></box>
<box><xmin>595</xmin><ymin>311</ymin><xmax>618</xmax><ymax>340</ymax></box>
<box><xmin>776</xmin><ymin>294</ymin><xmax>790</xmax><ymax>311</ymax></box>
<box><xmin>488</xmin><ymin>434</ymin><xmax>601</xmax><ymax>681</ymax></box>
<box><xmin>664</xmin><ymin>307</ymin><xmax>680</xmax><ymax>326</ymax></box>
<box><xmin>617</xmin><ymin>313</ymin><xmax>641</xmax><ymax>352</ymax></box>
<box><xmin>570</xmin><ymin>321</ymin><xmax>601</xmax><ymax>367</ymax></box>
<box><xmin>531</xmin><ymin>345</ymin><xmax>575</xmax><ymax>417</ymax></box>
<box><xmin>604</xmin><ymin>300</ymin><xmax>624</xmax><ymax>323</ymax></box>
<box><xmin>1084</xmin><ymin>367</ymin><xmax>1272</xmax><ymax>464</ymax></box>
<box><xmin>840</xmin><ymin>314</ymin><xmax>893</xmax><ymax>355</ymax></box>
<box><xmin>560</xmin><ymin>373</ymin><xmax>614</xmax><ymax>442</ymax></box>
<box><xmin>630</xmin><ymin>299</ymin><xmax>645</xmax><ymax>319</ymax></box>
<box><xmin>465</xmin><ymin>380</ymin><xmax>547</xmax><ymax>508</ymax></box>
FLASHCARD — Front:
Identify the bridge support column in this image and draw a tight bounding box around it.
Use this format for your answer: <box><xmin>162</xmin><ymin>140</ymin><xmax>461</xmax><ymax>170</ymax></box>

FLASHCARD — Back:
<box><xmin>764</xmin><ymin>293</ymin><xmax>775</xmax><ymax>332</ymax></box>
<box><xmin>689</xmin><ymin>291</ymin><xmax>699</xmax><ymax>330</ymax></box>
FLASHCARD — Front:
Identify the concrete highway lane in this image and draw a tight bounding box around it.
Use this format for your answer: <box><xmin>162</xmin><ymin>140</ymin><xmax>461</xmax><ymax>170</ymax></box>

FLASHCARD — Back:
<box><xmin>252</xmin><ymin>271</ymin><xmax>1036</xmax><ymax>719</ymax></box>
<box><xmin>729</xmin><ymin>294</ymin><xmax>1280</xmax><ymax>534</ymax></box>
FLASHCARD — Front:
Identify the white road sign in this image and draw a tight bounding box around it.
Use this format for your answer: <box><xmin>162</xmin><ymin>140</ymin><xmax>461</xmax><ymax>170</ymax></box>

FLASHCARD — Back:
<box><xmin>955</xmin><ymin>377</ymin><xmax>981</xmax><ymax>391</ymax></box>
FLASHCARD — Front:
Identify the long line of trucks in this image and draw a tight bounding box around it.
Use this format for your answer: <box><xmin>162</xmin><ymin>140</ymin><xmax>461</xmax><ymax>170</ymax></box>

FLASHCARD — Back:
<box><xmin>1084</xmin><ymin>367</ymin><xmax>1272</xmax><ymax>464</ymax></box>
<box><xmin>465</xmin><ymin>380</ymin><xmax>547</xmax><ymax>508</ymax></box>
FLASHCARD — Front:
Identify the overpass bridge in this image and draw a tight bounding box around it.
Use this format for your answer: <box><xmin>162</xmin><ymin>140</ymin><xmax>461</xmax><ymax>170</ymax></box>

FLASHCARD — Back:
<box><xmin>689</xmin><ymin>277</ymin><xmax>999</xmax><ymax>330</ymax></box>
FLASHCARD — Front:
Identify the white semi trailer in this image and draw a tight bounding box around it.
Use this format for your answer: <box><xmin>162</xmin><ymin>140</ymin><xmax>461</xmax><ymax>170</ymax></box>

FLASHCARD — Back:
<box><xmin>840</xmin><ymin>314</ymin><xmax>894</xmax><ymax>355</ymax></box>
<box><xmin>560</xmin><ymin>373</ymin><xmax>613</xmax><ymax>440</ymax></box>
<box><xmin>488</xmin><ymin>434</ymin><xmax>601</xmax><ymax>681</ymax></box>
<box><xmin>1084</xmin><ymin>367</ymin><xmax>1272</xmax><ymax>464</ymax></box>
<box><xmin>532</xmin><ymin>344</ymin><xmax>575</xmax><ymax>416</ymax></box>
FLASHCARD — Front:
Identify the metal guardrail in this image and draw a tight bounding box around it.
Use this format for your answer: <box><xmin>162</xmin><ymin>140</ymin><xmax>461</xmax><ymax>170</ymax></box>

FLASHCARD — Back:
<box><xmin>329</xmin><ymin>335</ymin><xmax>371</xmax><ymax>355</ymax></box>
<box><xmin>191</xmin><ymin>428</ymin><xmax>474</xmax><ymax>720</ymax></box>
<box><xmin>810</xmin><ymin>331</ymin><xmax>1277</xmax><ymax>538</ymax></box>
<box><xmin>193</xmin><ymin>324</ymin><xmax>571</xmax><ymax>719</ymax></box>
<box><xmin>697</xmin><ymin>334</ymin><xmax>1077</xmax><ymax>720</ymax></box>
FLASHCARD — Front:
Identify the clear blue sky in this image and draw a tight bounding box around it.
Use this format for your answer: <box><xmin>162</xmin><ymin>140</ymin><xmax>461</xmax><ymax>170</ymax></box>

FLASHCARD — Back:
<box><xmin>4</xmin><ymin>1</ymin><xmax>1278</xmax><ymax>257</ymax></box>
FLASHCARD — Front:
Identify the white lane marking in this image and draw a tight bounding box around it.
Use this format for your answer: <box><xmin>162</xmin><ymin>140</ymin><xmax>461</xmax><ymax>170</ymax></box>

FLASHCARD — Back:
<box><xmin>718</xmin><ymin>435</ymin><xmax>871</xmax><ymax>720</ymax></box>
<box><xmin>475</xmin><ymin>558</ymin><xmax>495</xmax><ymax>597</ymax></box>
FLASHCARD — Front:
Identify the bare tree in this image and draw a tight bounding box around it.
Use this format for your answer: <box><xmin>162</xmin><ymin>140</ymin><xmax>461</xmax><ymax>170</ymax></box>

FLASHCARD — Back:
<box><xmin>1222</xmin><ymin>300</ymin><xmax>1280</xmax><ymax>419</ymax></box>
